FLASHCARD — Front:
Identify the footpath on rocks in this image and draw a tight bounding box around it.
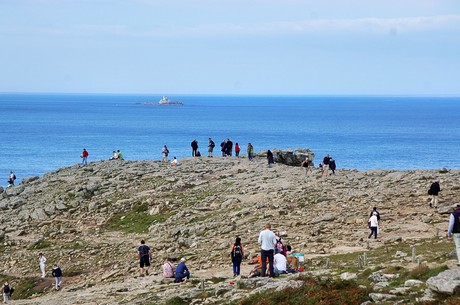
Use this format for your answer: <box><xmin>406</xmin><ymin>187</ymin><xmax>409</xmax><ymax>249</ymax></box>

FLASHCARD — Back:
<box><xmin>0</xmin><ymin>150</ymin><xmax>459</xmax><ymax>304</ymax></box>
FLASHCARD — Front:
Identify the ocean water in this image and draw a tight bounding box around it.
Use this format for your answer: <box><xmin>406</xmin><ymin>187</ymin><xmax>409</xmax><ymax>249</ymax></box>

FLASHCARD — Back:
<box><xmin>0</xmin><ymin>93</ymin><xmax>459</xmax><ymax>187</ymax></box>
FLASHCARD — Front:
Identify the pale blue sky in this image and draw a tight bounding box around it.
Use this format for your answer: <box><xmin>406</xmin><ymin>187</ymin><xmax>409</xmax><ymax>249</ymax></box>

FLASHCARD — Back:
<box><xmin>1</xmin><ymin>0</ymin><xmax>459</xmax><ymax>95</ymax></box>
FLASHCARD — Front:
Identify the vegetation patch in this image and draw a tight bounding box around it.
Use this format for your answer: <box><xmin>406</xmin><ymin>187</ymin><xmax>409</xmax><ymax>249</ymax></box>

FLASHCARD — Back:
<box><xmin>164</xmin><ymin>296</ymin><xmax>189</xmax><ymax>305</ymax></box>
<box><xmin>236</xmin><ymin>276</ymin><xmax>369</xmax><ymax>305</ymax></box>
<box><xmin>105</xmin><ymin>204</ymin><xmax>171</xmax><ymax>233</ymax></box>
<box><xmin>28</xmin><ymin>239</ymin><xmax>52</xmax><ymax>250</ymax></box>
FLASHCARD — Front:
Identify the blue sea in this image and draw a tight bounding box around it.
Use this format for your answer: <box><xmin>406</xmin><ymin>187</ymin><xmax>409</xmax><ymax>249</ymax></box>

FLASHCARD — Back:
<box><xmin>0</xmin><ymin>93</ymin><xmax>459</xmax><ymax>187</ymax></box>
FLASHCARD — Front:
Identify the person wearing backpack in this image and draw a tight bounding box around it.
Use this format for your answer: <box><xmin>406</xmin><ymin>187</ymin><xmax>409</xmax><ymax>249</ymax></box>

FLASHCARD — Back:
<box><xmin>52</xmin><ymin>264</ymin><xmax>63</xmax><ymax>290</ymax></box>
<box><xmin>137</xmin><ymin>240</ymin><xmax>151</xmax><ymax>276</ymax></box>
<box><xmin>231</xmin><ymin>237</ymin><xmax>244</xmax><ymax>277</ymax></box>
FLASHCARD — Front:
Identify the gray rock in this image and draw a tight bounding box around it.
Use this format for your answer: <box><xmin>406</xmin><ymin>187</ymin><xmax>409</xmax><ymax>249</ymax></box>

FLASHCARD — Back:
<box><xmin>426</xmin><ymin>269</ymin><xmax>460</xmax><ymax>295</ymax></box>
<box><xmin>369</xmin><ymin>293</ymin><xmax>397</xmax><ymax>302</ymax></box>
<box><xmin>438</xmin><ymin>202</ymin><xmax>458</xmax><ymax>214</ymax></box>
<box><xmin>311</xmin><ymin>214</ymin><xmax>336</xmax><ymax>224</ymax></box>
<box><xmin>340</xmin><ymin>272</ymin><xmax>358</xmax><ymax>280</ymax></box>
<box><xmin>0</xmin><ymin>186</ymin><xmax>3</xmax><ymax>193</ymax></box>
<box><xmin>404</xmin><ymin>279</ymin><xmax>424</xmax><ymax>287</ymax></box>
<box><xmin>22</xmin><ymin>176</ymin><xmax>40</xmax><ymax>184</ymax></box>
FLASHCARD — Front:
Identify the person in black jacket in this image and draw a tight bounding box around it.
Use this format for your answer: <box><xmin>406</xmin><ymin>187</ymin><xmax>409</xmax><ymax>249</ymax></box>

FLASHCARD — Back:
<box><xmin>429</xmin><ymin>180</ymin><xmax>441</xmax><ymax>208</ymax></box>
<box><xmin>52</xmin><ymin>264</ymin><xmax>63</xmax><ymax>290</ymax></box>
<box><xmin>3</xmin><ymin>281</ymin><xmax>11</xmax><ymax>302</ymax></box>
<box><xmin>191</xmin><ymin>139</ymin><xmax>198</xmax><ymax>157</ymax></box>
<box><xmin>267</xmin><ymin>150</ymin><xmax>274</xmax><ymax>168</ymax></box>
<box><xmin>322</xmin><ymin>154</ymin><xmax>331</xmax><ymax>177</ymax></box>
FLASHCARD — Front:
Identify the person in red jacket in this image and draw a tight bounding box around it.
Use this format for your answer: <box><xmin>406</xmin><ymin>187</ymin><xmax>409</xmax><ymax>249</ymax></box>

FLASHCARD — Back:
<box><xmin>235</xmin><ymin>143</ymin><xmax>241</xmax><ymax>157</ymax></box>
<box><xmin>81</xmin><ymin>148</ymin><xmax>89</xmax><ymax>166</ymax></box>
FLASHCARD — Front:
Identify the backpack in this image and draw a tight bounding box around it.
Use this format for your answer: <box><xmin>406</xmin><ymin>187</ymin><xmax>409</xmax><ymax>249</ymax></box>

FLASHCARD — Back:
<box><xmin>141</xmin><ymin>245</ymin><xmax>149</xmax><ymax>257</ymax></box>
<box><xmin>3</xmin><ymin>285</ymin><xmax>10</xmax><ymax>294</ymax></box>
<box><xmin>210</xmin><ymin>141</ymin><xmax>215</xmax><ymax>148</ymax></box>
<box><xmin>232</xmin><ymin>244</ymin><xmax>242</xmax><ymax>258</ymax></box>
<box><xmin>12</xmin><ymin>175</ymin><xmax>16</xmax><ymax>180</ymax></box>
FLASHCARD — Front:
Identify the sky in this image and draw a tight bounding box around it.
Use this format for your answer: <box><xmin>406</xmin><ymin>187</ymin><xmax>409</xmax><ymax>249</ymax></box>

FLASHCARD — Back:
<box><xmin>0</xmin><ymin>0</ymin><xmax>459</xmax><ymax>95</ymax></box>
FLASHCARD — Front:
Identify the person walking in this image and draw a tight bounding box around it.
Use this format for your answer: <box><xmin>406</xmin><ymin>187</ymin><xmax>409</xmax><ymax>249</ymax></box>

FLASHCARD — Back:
<box><xmin>137</xmin><ymin>240</ymin><xmax>151</xmax><ymax>276</ymax></box>
<box><xmin>258</xmin><ymin>223</ymin><xmax>277</xmax><ymax>277</ymax></box>
<box><xmin>191</xmin><ymin>139</ymin><xmax>198</xmax><ymax>157</ymax></box>
<box><xmin>247</xmin><ymin>143</ymin><xmax>254</xmax><ymax>161</ymax></box>
<box><xmin>428</xmin><ymin>180</ymin><xmax>441</xmax><ymax>208</ymax></box>
<box><xmin>301</xmin><ymin>157</ymin><xmax>312</xmax><ymax>177</ymax></box>
<box><xmin>39</xmin><ymin>253</ymin><xmax>46</xmax><ymax>278</ymax></box>
<box><xmin>81</xmin><ymin>148</ymin><xmax>88</xmax><ymax>166</ymax></box>
<box><xmin>2</xmin><ymin>281</ymin><xmax>11</xmax><ymax>303</ymax></box>
<box><xmin>368</xmin><ymin>212</ymin><xmax>379</xmax><ymax>240</ymax></box>
<box><xmin>7</xmin><ymin>171</ymin><xmax>16</xmax><ymax>187</ymax></box>
<box><xmin>231</xmin><ymin>237</ymin><xmax>244</xmax><ymax>277</ymax></box>
<box><xmin>447</xmin><ymin>204</ymin><xmax>460</xmax><ymax>266</ymax></box>
<box><xmin>208</xmin><ymin>138</ymin><xmax>215</xmax><ymax>157</ymax></box>
<box><xmin>162</xmin><ymin>145</ymin><xmax>169</xmax><ymax>162</ymax></box>
<box><xmin>235</xmin><ymin>143</ymin><xmax>240</xmax><ymax>157</ymax></box>
<box><xmin>267</xmin><ymin>150</ymin><xmax>274</xmax><ymax>168</ymax></box>
<box><xmin>52</xmin><ymin>264</ymin><xmax>63</xmax><ymax>290</ymax></box>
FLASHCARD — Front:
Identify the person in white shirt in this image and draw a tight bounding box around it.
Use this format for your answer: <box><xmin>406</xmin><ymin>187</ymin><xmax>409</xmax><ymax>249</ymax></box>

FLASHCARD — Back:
<box><xmin>368</xmin><ymin>212</ymin><xmax>379</xmax><ymax>239</ymax></box>
<box><xmin>274</xmin><ymin>249</ymin><xmax>287</xmax><ymax>275</ymax></box>
<box><xmin>171</xmin><ymin>157</ymin><xmax>178</xmax><ymax>166</ymax></box>
<box><xmin>258</xmin><ymin>223</ymin><xmax>277</xmax><ymax>277</ymax></box>
<box><xmin>39</xmin><ymin>253</ymin><xmax>46</xmax><ymax>278</ymax></box>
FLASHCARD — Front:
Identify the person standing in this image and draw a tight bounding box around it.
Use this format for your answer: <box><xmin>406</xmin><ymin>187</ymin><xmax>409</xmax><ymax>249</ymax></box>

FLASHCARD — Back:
<box><xmin>226</xmin><ymin>139</ymin><xmax>233</xmax><ymax>156</ymax></box>
<box><xmin>322</xmin><ymin>154</ymin><xmax>331</xmax><ymax>177</ymax></box>
<box><xmin>368</xmin><ymin>212</ymin><xmax>379</xmax><ymax>240</ymax></box>
<box><xmin>52</xmin><ymin>264</ymin><xmax>63</xmax><ymax>290</ymax></box>
<box><xmin>81</xmin><ymin>148</ymin><xmax>88</xmax><ymax>166</ymax></box>
<box><xmin>428</xmin><ymin>180</ymin><xmax>441</xmax><ymax>208</ymax></box>
<box><xmin>329</xmin><ymin>158</ymin><xmax>336</xmax><ymax>175</ymax></box>
<box><xmin>447</xmin><ymin>204</ymin><xmax>460</xmax><ymax>266</ymax></box>
<box><xmin>39</xmin><ymin>253</ymin><xmax>46</xmax><ymax>278</ymax></box>
<box><xmin>7</xmin><ymin>171</ymin><xmax>16</xmax><ymax>187</ymax></box>
<box><xmin>235</xmin><ymin>143</ymin><xmax>240</xmax><ymax>157</ymax></box>
<box><xmin>267</xmin><ymin>150</ymin><xmax>274</xmax><ymax>168</ymax></box>
<box><xmin>258</xmin><ymin>223</ymin><xmax>277</xmax><ymax>277</ymax></box>
<box><xmin>162</xmin><ymin>145</ymin><xmax>169</xmax><ymax>162</ymax></box>
<box><xmin>2</xmin><ymin>281</ymin><xmax>11</xmax><ymax>303</ymax></box>
<box><xmin>174</xmin><ymin>258</ymin><xmax>190</xmax><ymax>283</ymax></box>
<box><xmin>231</xmin><ymin>237</ymin><xmax>244</xmax><ymax>277</ymax></box>
<box><xmin>247</xmin><ymin>143</ymin><xmax>254</xmax><ymax>161</ymax></box>
<box><xmin>191</xmin><ymin>139</ymin><xmax>198</xmax><ymax>157</ymax></box>
<box><xmin>208</xmin><ymin>138</ymin><xmax>215</xmax><ymax>157</ymax></box>
<box><xmin>137</xmin><ymin>240</ymin><xmax>151</xmax><ymax>276</ymax></box>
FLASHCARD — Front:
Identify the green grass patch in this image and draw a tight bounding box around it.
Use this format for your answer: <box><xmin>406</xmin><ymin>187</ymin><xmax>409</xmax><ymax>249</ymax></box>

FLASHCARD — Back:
<box><xmin>105</xmin><ymin>204</ymin><xmax>171</xmax><ymax>233</ymax></box>
<box><xmin>12</xmin><ymin>277</ymin><xmax>45</xmax><ymax>299</ymax></box>
<box><xmin>28</xmin><ymin>239</ymin><xmax>52</xmax><ymax>250</ymax></box>
<box><xmin>407</xmin><ymin>265</ymin><xmax>448</xmax><ymax>282</ymax></box>
<box><xmin>236</xmin><ymin>276</ymin><xmax>369</xmax><ymax>305</ymax></box>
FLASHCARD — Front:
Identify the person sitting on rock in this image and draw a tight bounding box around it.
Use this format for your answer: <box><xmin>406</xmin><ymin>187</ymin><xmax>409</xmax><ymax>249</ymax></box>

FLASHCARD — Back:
<box><xmin>171</xmin><ymin>157</ymin><xmax>178</xmax><ymax>166</ymax></box>
<box><xmin>273</xmin><ymin>248</ymin><xmax>287</xmax><ymax>275</ymax></box>
<box><xmin>109</xmin><ymin>151</ymin><xmax>118</xmax><ymax>160</ymax></box>
<box><xmin>174</xmin><ymin>258</ymin><xmax>190</xmax><ymax>283</ymax></box>
<box><xmin>162</xmin><ymin>257</ymin><xmax>176</xmax><ymax>279</ymax></box>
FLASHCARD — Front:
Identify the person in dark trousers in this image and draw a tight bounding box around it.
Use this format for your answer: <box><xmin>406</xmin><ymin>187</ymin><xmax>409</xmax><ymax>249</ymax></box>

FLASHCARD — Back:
<box><xmin>3</xmin><ymin>281</ymin><xmax>11</xmax><ymax>303</ymax></box>
<box><xmin>448</xmin><ymin>204</ymin><xmax>460</xmax><ymax>266</ymax></box>
<box><xmin>52</xmin><ymin>264</ymin><xmax>63</xmax><ymax>290</ymax></box>
<box><xmin>137</xmin><ymin>240</ymin><xmax>151</xmax><ymax>276</ymax></box>
<box><xmin>258</xmin><ymin>223</ymin><xmax>277</xmax><ymax>277</ymax></box>
<box><xmin>7</xmin><ymin>171</ymin><xmax>16</xmax><ymax>187</ymax></box>
<box><xmin>429</xmin><ymin>180</ymin><xmax>441</xmax><ymax>208</ymax></box>
<box><xmin>225</xmin><ymin>139</ymin><xmax>233</xmax><ymax>156</ymax></box>
<box><xmin>208</xmin><ymin>138</ymin><xmax>215</xmax><ymax>157</ymax></box>
<box><xmin>231</xmin><ymin>237</ymin><xmax>244</xmax><ymax>277</ymax></box>
<box><xmin>191</xmin><ymin>139</ymin><xmax>198</xmax><ymax>157</ymax></box>
<box><xmin>329</xmin><ymin>158</ymin><xmax>336</xmax><ymax>175</ymax></box>
<box><xmin>267</xmin><ymin>150</ymin><xmax>274</xmax><ymax>168</ymax></box>
<box><xmin>174</xmin><ymin>258</ymin><xmax>190</xmax><ymax>283</ymax></box>
<box><xmin>368</xmin><ymin>212</ymin><xmax>379</xmax><ymax>239</ymax></box>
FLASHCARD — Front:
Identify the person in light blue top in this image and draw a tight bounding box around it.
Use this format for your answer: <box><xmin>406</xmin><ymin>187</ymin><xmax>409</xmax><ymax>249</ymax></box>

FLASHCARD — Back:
<box><xmin>258</xmin><ymin>223</ymin><xmax>277</xmax><ymax>277</ymax></box>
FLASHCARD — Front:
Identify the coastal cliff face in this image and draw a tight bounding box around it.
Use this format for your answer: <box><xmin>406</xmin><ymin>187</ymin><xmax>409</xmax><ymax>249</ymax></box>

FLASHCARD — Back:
<box><xmin>0</xmin><ymin>153</ymin><xmax>459</xmax><ymax>304</ymax></box>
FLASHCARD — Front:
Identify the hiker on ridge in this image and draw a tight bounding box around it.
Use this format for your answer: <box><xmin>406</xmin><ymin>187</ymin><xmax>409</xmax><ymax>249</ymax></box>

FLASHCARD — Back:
<box><xmin>138</xmin><ymin>240</ymin><xmax>151</xmax><ymax>276</ymax></box>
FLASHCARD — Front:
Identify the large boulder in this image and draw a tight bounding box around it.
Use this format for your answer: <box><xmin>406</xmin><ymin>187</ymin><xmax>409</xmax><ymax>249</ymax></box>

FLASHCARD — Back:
<box><xmin>426</xmin><ymin>269</ymin><xmax>460</xmax><ymax>295</ymax></box>
<box><xmin>257</xmin><ymin>148</ymin><xmax>315</xmax><ymax>166</ymax></box>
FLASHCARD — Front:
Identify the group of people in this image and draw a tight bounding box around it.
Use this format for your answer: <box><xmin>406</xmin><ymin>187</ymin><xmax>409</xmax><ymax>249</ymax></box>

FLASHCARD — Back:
<box><xmin>137</xmin><ymin>240</ymin><xmax>190</xmax><ymax>283</ymax></box>
<box><xmin>190</xmin><ymin>138</ymin><xmax>245</xmax><ymax>159</ymax></box>
<box><xmin>109</xmin><ymin>149</ymin><xmax>124</xmax><ymax>160</ymax></box>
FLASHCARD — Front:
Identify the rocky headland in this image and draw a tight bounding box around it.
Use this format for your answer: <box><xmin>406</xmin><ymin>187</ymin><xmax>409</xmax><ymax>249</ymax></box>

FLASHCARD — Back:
<box><xmin>0</xmin><ymin>149</ymin><xmax>459</xmax><ymax>304</ymax></box>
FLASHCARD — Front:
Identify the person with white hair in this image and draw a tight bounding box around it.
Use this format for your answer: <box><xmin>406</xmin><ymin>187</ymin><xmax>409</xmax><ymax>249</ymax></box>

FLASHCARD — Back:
<box><xmin>368</xmin><ymin>212</ymin><xmax>379</xmax><ymax>239</ymax></box>
<box><xmin>174</xmin><ymin>258</ymin><xmax>190</xmax><ymax>283</ymax></box>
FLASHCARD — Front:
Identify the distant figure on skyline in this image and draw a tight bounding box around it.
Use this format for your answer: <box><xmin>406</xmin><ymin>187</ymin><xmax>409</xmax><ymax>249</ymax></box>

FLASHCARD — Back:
<box><xmin>247</xmin><ymin>143</ymin><xmax>254</xmax><ymax>161</ymax></box>
<box><xmin>117</xmin><ymin>150</ymin><xmax>124</xmax><ymax>160</ymax></box>
<box><xmin>171</xmin><ymin>156</ymin><xmax>178</xmax><ymax>166</ymax></box>
<box><xmin>208</xmin><ymin>138</ymin><xmax>215</xmax><ymax>157</ymax></box>
<box><xmin>329</xmin><ymin>158</ymin><xmax>336</xmax><ymax>175</ymax></box>
<box><xmin>80</xmin><ymin>148</ymin><xmax>88</xmax><ymax>166</ymax></box>
<box><xmin>110</xmin><ymin>150</ymin><xmax>118</xmax><ymax>160</ymax></box>
<box><xmin>267</xmin><ymin>150</ymin><xmax>274</xmax><ymax>168</ymax></box>
<box><xmin>7</xmin><ymin>170</ymin><xmax>16</xmax><ymax>187</ymax></box>
<box><xmin>162</xmin><ymin>145</ymin><xmax>169</xmax><ymax>162</ymax></box>
<box><xmin>429</xmin><ymin>180</ymin><xmax>441</xmax><ymax>208</ymax></box>
<box><xmin>322</xmin><ymin>154</ymin><xmax>331</xmax><ymax>177</ymax></box>
<box><xmin>301</xmin><ymin>157</ymin><xmax>312</xmax><ymax>177</ymax></box>
<box><xmin>191</xmin><ymin>139</ymin><xmax>198</xmax><ymax>157</ymax></box>
<box><xmin>235</xmin><ymin>143</ymin><xmax>240</xmax><ymax>157</ymax></box>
